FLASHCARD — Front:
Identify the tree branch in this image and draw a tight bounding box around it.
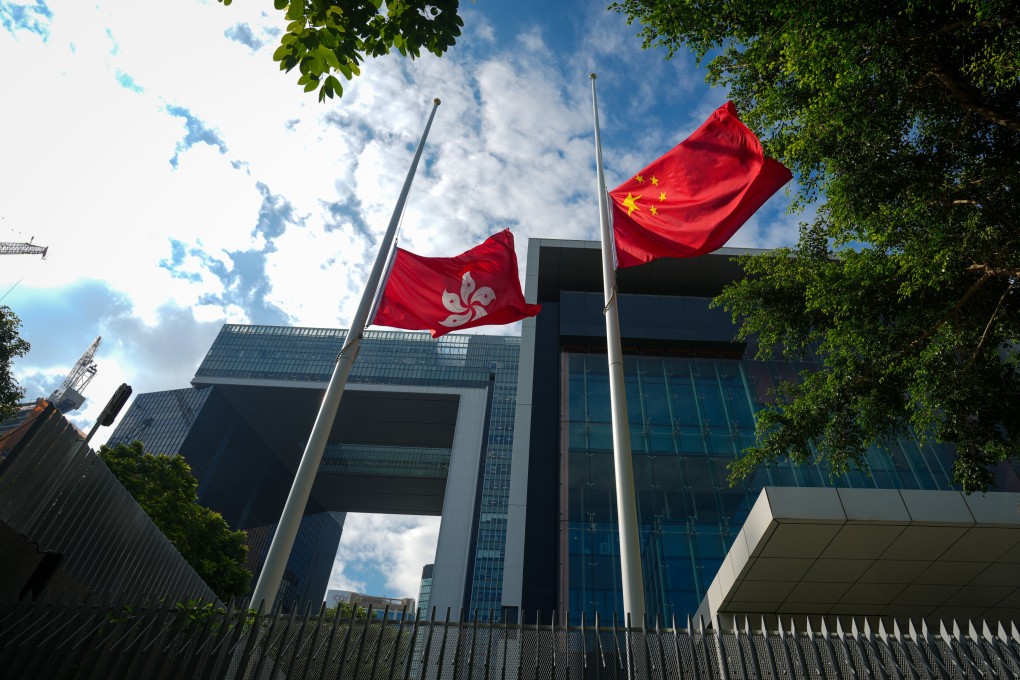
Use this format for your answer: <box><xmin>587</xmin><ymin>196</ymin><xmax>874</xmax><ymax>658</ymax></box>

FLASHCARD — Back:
<box><xmin>931</xmin><ymin>69</ymin><xmax>1020</xmax><ymax>132</ymax></box>
<box><xmin>908</xmin><ymin>268</ymin><xmax>993</xmax><ymax>351</ymax></box>
<box><xmin>964</xmin><ymin>281</ymin><xmax>1014</xmax><ymax>371</ymax></box>
<box><xmin>907</xmin><ymin>19</ymin><xmax>1011</xmax><ymax>45</ymax></box>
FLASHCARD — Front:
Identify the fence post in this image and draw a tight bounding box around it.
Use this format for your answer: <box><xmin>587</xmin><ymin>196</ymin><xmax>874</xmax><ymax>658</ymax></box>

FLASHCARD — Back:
<box><xmin>581</xmin><ymin>611</ymin><xmax>588</xmax><ymax>680</ymax></box>
<box><xmin>266</xmin><ymin>603</ymin><xmax>299</xmax><ymax>680</ymax></box>
<box><xmin>434</xmin><ymin>607</ymin><xmax>453</xmax><ymax>679</ymax></box>
<box><xmin>484</xmin><ymin>608</ymin><xmax>494</xmax><ymax>680</ymax></box>
<box><xmin>315</xmin><ymin>601</ymin><xmax>345</xmax><ymax>680</ymax></box>
<box><xmin>452</xmin><ymin>608</ymin><xmax>465</xmax><ymax>679</ymax></box>
<box><xmin>281</xmin><ymin>601</ymin><xmax>313</xmax><ymax>678</ymax></box>
<box><xmin>296</xmin><ymin>603</ymin><xmax>328</xmax><ymax>679</ymax></box>
<box><xmin>670</xmin><ymin>614</ymin><xmax>684</xmax><ymax>680</ymax></box>
<box><xmin>251</xmin><ymin>600</ymin><xmax>285</xmax><ymax>680</ymax></box>
<box><xmin>419</xmin><ymin>607</ymin><xmax>439</xmax><ymax>680</ymax></box>
<box><xmin>653</xmin><ymin>615</ymin><xmax>666</xmax><ymax>680</ymax></box>
<box><xmin>516</xmin><ymin>608</ymin><xmax>525</xmax><ymax>680</ymax></box>
<box><xmin>400</xmin><ymin>606</ymin><xmax>423</xmax><ymax>680</ymax></box>
<box><xmin>386</xmin><ymin>605</ymin><xmax>409</xmax><ymax>680</ymax></box>
<box><xmin>350</xmin><ymin>603</ymin><xmax>376</xmax><ymax>678</ymax></box>
<box><xmin>550</xmin><ymin>610</ymin><xmax>557</xmax><ymax>680</ymax></box>
<box><xmin>468</xmin><ymin>609</ymin><xmax>479</xmax><ymax>679</ymax></box>
<box><xmin>234</xmin><ymin>598</ymin><xmax>267</xmax><ymax>680</ymax></box>
<box><xmin>368</xmin><ymin>604</ymin><xmax>391</xmax><ymax>680</ymax></box>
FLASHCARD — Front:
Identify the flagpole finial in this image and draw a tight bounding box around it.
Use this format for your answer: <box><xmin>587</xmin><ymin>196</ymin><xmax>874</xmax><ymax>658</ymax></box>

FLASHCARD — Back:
<box><xmin>589</xmin><ymin>73</ymin><xmax>597</xmax><ymax>80</ymax></box>
<box><xmin>433</xmin><ymin>98</ymin><xmax>441</xmax><ymax>105</ymax></box>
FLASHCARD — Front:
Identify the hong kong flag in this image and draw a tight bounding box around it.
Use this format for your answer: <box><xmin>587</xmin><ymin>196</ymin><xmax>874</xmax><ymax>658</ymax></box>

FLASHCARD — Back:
<box><xmin>373</xmin><ymin>229</ymin><xmax>541</xmax><ymax>338</ymax></box>
<box><xmin>610</xmin><ymin>102</ymin><xmax>792</xmax><ymax>268</ymax></box>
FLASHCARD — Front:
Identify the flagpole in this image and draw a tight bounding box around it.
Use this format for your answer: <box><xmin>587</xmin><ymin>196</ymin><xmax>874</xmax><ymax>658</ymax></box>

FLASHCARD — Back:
<box><xmin>250</xmin><ymin>98</ymin><xmax>441</xmax><ymax>610</ymax></box>
<box><xmin>589</xmin><ymin>73</ymin><xmax>646</xmax><ymax>626</ymax></box>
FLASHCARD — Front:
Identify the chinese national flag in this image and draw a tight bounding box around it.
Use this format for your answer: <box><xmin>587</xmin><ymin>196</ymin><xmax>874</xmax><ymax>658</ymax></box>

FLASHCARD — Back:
<box><xmin>609</xmin><ymin>102</ymin><xmax>792</xmax><ymax>268</ymax></box>
<box><xmin>373</xmin><ymin>229</ymin><xmax>541</xmax><ymax>338</ymax></box>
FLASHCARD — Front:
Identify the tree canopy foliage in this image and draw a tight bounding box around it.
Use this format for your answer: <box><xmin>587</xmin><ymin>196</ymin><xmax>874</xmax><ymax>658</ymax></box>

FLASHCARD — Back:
<box><xmin>99</xmin><ymin>441</ymin><xmax>252</xmax><ymax>600</ymax></box>
<box><xmin>220</xmin><ymin>0</ymin><xmax>463</xmax><ymax>101</ymax></box>
<box><xmin>0</xmin><ymin>306</ymin><xmax>30</xmax><ymax>424</ymax></box>
<box><xmin>613</xmin><ymin>0</ymin><xmax>1020</xmax><ymax>491</ymax></box>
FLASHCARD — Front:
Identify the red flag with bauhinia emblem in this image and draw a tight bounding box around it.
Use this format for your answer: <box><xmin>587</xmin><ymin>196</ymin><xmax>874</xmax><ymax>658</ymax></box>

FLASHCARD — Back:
<box><xmin>609</xmin><ymin>102</ymin><xmax>792</xmax><ymax>268</ymax></box>
<box><xmin>373</xmin><ymin>229</ymin><xmax>541</xmax><ymax>338</ymax></box>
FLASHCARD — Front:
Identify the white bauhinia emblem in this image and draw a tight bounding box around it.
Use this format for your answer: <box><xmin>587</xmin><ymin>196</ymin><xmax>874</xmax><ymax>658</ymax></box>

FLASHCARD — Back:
<box><xmin>440</xmin><ymin>271</ymin><xmax>495</xmax><ymax>328</ymax></box>
<box><xmin>418</xmin><ymin>5</ymin><xmax>441</xmax><ymax>20</ymax></box>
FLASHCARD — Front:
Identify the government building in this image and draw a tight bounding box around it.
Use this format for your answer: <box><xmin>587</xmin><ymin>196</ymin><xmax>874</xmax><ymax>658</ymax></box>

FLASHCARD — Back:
<box><xmin>109</xmin><ymin>239</ymin><xmax>1020</xmax><ymax>625</ymax></box>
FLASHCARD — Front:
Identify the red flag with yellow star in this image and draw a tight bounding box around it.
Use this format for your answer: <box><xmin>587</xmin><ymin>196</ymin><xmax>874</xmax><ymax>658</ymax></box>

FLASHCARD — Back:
<box><xmin>609</xmin><ymin>102</ymin><xmax>792</xmax><ymax>268</ymax></box>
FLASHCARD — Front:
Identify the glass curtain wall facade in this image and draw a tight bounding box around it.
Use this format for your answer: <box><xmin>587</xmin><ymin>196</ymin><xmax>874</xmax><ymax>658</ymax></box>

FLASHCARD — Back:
<box><xmin>515</xmin><ymin>242</ymin><xmax>1020</xmax><ymax>626</ymax></box>
<box><xmin>563</xmin><ymin>349</ymin><xmax>961</xmax><ymax>623</ymax></box>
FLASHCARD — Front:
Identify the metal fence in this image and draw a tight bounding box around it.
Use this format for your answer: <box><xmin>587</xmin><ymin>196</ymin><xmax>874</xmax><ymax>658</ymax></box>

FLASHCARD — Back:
<box><xmin>0</xmin><ymin>403</ymin><xmax>216</xmax><ymax>602</ymax></box>
<box><xmin>2</xmin><ymin>597</ymin><xmax>1019</xmax><ymax>680</ymax></box>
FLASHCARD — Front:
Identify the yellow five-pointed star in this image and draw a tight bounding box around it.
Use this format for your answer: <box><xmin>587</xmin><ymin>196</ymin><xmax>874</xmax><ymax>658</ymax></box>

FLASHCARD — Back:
<box><xmin>622</xmin><ymin>193</ymin><xmax>642</xmax><ymax>215</ymax></box>
<box><xmin>659</xmin><ymin>191</ymin><xmax>667</xmax><ymax>202</ymax></box>
<box><xmin>649</xmin><ymin>206</ymin><xmax>659</xmax><ymax>216</ymax></box>
<box><xmin>650</xmin><ymin>176</ymin><xmax>659</xmax><ymax>186</ymax></box>
<box><xmin>635</xmin><ymin>174</ymin><xmax>644</xmax><ymax>183</ymax></box>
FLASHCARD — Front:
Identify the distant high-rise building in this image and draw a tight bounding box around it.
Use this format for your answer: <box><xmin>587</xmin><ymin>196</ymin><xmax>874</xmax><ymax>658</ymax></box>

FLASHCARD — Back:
<box><xmin>417</xmin><ymin>564</ymin><xmax>434</xmax><ymax>619</ymax></box>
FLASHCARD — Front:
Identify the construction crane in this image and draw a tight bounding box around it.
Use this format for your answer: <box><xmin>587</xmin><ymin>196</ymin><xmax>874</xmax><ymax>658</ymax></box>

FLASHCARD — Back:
<box><xmin>0</xmin><ymin>241</ymin><xmax>48</xmax><ymax>258</ymax></box>
<box><xmin>49</xmin><ymin>337</ymin><xmax>101</xmax><ymax>413</ymax></box>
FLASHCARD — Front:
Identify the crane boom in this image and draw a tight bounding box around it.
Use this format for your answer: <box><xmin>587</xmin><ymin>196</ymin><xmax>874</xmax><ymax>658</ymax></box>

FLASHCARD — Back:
<box><xmin>50</xmin><ymin>336</ymin><xmax>101</xmax><ymax>413</ymax></box>
<box><xmin>0</xmin><ymin>242</ymin><xmax>48</xmax><ymax>258</ymax></box>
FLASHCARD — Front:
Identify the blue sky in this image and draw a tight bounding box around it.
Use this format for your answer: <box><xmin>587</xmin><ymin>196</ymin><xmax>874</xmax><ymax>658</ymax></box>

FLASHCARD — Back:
<box><xmin>1</xmin><ymin>0</ymin><xmax>799</xmax><ymax>601</ymax></box>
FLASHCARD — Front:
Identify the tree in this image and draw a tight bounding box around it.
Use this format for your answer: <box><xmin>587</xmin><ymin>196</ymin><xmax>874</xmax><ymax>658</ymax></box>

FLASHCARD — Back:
<box><xmin>99</xmin><ymin>441</ymin><xmax>253</xmax><ymax>600</ymax></box>
<box><xmin>0</xmin><ymin>305</ymin><xmax>30</xmax><ymax>424</ymax></box>
<box><xmin>612</xmin><ymin>0</ymin><xmax>1019</xmax><ymax>491</ymax></box>
<box><xmin>219</xmin><ymin>0</ymin><xmax>463</xmax><ymax>101</ymax></box>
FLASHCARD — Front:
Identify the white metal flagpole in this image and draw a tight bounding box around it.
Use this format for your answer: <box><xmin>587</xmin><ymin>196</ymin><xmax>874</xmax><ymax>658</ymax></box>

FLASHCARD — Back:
<box><xmin>589</xmin><ymin>74</ymin><xmax>646</xmax><ymax>626</ymax></box>
<box><xmin>250</xmin><ymin>98</ymin><xmax>442</xmax><ymax>610</ymax></box>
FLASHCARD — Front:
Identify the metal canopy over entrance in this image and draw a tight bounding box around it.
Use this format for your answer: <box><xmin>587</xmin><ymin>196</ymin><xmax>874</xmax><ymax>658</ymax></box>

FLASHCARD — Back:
<box><xmin>697</xmin><ymin>487</ymin><xmax>1020</xmax><ymax>624</ymax></box>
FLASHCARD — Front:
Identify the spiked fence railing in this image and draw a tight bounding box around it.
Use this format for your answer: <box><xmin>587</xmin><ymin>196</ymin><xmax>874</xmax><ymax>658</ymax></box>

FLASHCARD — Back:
<box><xmin>1</xmin><ymin>597</ymin><xmax>1019</xmax><ymax>679</ymax></box>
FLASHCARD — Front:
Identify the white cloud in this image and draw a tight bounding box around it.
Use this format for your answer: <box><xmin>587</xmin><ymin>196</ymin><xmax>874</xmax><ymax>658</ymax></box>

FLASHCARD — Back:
<box><xmin>4</xmin><ymin>0</ymin><xmax>800</xmax><ymax>603</ymax></box>
<box><xmin>329</xmin><ymin>513</ymin><xmax>441</xmax><ymax>600</ymax></box>
<box><xmin>263</xmin><ymin>218</ymin><xmax>369</xmax><ymax>327</ymax></box>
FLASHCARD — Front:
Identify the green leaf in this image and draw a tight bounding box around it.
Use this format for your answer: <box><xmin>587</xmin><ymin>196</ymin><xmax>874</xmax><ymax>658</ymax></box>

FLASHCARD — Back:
<box><xmin>326</xmin><ymin>74</ymin><xmax>342</xmax><ymax>95</ymax></box>
<box><xmin>272</xmin><ymin>45</ymin><xmax>291</xmax><ymax>62</ymax></box>
<box><xmin>319</xmin><ymin>45</ymin><xmax>341</xmax><ymax>71</ymax></box>
<box><xmin>285</xmin><ymin>1</ymin><xmax>304</xmax><ymax>21</ymax></box>
<box><xmin>262</xmin><ymin>0</ymin><xmax>463</xmax><ymax>100</ymax></box>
